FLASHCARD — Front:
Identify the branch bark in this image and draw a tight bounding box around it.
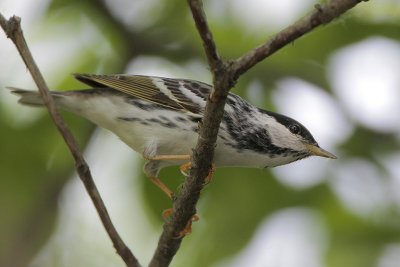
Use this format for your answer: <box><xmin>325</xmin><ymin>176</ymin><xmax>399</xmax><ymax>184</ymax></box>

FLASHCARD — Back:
<box><xmin>0</xmin><ymin>14</ymin><xmax>141</xmax><ymax>267</ymax></box>
<box><xmin>150</xmin><ymin>0</ymin><xmax>368</xmax><ymax>266</ymax></box>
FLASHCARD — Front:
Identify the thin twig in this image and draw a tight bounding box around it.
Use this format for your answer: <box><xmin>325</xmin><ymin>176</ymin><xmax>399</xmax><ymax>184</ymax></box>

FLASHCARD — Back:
<box><xmin>232</xmin><ymin>0</ymin><xmax>369</xmax><ymax>79</ymax></box>
<box><xmin>0</xmin><ymin>14</ymin><xmax>141</xmax><ymax>267</ymax></box>
<box><xmin>150</xmin><ymin>0</ymin><xmax>368</xmax><ymax>266</ymax></box>
<box><xmin>187</xmin><ymin>0</ymin><xmax>221</xmax><ymax>78</ymax></box>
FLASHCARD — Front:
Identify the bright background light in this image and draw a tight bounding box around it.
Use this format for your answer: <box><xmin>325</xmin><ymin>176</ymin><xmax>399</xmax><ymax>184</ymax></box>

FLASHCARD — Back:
<box><xmin>2</xmin><ymin>1</ymin><xmax>400</xmax><ymax>267</ymax></box>
<box><xmin>329</xmin><ymin>37</ymin><xmax>400</xmax><ymax>133</ymax></box>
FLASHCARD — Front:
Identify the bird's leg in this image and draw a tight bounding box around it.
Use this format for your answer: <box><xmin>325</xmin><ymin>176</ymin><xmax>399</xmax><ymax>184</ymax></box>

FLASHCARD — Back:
<box><xmin>144</xmin><ymin>160</ymin><xmax>175</xmax><ymax>199</ymax></box>
<box><xmin>143</xmin><ymin>154</ymin><xmax>191</xmax><ymax>199</ymax></box>
<box><xmin>147</xmin><ymin>176</ymin><xmax>174</xmax><ymax>199</ymax></box>
<box><xmin>147</xmin><ymin>154</ymin><xmax>191</xmax><ymax>161</ymax></box>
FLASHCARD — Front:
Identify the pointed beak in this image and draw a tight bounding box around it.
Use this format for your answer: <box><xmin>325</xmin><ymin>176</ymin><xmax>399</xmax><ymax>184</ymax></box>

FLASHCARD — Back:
<box><xmin>305</xmin><ymin>143</ymin><xmax>337</xmax><ymax>159</ymax></box>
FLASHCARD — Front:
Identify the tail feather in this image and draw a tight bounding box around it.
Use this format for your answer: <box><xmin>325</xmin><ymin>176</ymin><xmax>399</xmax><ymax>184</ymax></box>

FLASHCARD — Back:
<box><xmin>8</xmin><ymin>87</ymin><xmax>61</xmax><ymax>107</ymax></box>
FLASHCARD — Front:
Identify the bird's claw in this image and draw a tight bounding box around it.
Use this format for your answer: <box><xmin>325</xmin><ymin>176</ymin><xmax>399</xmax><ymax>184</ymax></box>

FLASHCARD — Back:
<box><xmin>180</xmin><ymin>162</ymin><xmax>216</xmax><ymax>184</ymax></box>
<box><xmin>180</xmin><ymin>162</ymin><xmax>192</xmax><ymax>177</ymax></box>
<box><xmin>204</xmin><ymin>163</ymin><xmax>216</xmax><ymax>185</ymax></box>
<box><xmin>177</xmin><ymin>214</ymin><xmax>199</xmax><ymax>237</ymax></box>
<box><xmin>162</xmin><ymin>208</ymin><xmax>199</xmax><ymax>237</ymax></box>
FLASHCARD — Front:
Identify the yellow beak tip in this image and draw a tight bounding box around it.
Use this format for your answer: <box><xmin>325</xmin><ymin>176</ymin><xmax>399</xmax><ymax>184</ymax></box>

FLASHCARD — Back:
<box><xmin>325</xmin><ymin>153</ymin><xmax>338</xmax><ymax>160</ymax></box>
<box><xmin>305</xmin><ymin>144</ymin><xmax>337</xmax><ymax>159</ymax></box>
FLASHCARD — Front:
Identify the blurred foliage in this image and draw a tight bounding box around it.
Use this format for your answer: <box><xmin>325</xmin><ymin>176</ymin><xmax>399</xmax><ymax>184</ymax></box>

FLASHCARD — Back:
<box><xmin>1</xmin><ymin>1</ymin><xmax>400</xmax><ymax>267</ymax></box>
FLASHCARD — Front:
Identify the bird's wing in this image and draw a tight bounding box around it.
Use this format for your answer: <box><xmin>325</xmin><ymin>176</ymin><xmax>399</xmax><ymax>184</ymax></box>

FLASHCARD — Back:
<box><xmin>74</xmin><ymin>73</ymin><xmax>211</xmax><ymax>115</ymax></box>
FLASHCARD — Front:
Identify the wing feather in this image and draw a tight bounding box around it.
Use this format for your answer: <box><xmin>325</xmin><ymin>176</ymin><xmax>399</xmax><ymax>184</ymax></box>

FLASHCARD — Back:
<box><xmin>74</xmin><ymin>74</ymin><xmax>211</xmax><ymax>114</ymax></box>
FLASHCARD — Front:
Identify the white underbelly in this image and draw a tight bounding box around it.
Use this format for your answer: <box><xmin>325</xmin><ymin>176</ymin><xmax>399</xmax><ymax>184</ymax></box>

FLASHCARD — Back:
<box><xmin>61</xmin><ymin>94</ymin><xmax>199</xmax><ymax>157</ymax></box>
<box><xmin>115</xmin><ymin>122</ymin><xmax>198</xmax><ymax>156</ymax></box>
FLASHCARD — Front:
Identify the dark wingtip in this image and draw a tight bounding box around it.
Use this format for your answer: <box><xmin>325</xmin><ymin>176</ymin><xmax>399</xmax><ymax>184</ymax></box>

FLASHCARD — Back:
<box><xmin>73</xmin><ymin>73</ymin><xmax>105</xmax><ymax>88</ymax></box>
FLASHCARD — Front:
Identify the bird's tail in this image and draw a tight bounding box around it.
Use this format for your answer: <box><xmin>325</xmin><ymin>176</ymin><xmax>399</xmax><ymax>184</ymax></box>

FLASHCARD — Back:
<box><xmin>8</xmin><ymin>88</ymin><xmax>63</xmax><ymax>107</ymax></box>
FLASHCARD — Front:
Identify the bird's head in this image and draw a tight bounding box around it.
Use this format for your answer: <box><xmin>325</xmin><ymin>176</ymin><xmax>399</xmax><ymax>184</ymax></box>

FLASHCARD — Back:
<box><xmin>259</xmin><ymin>110</ymin><xmax>337</xmax><ymax>167</ymax></box>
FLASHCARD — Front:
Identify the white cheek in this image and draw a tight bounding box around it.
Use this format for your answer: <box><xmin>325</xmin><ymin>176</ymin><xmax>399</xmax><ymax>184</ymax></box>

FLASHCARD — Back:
<box><xmin>255</xmin><ymin>110</ymin><xmax>306</xmax><ymax>151</ymax></box>
<box><xmin>268</xmin><ymin>124</ymin><xmax>305</xmax><ymax>151</ymax></box>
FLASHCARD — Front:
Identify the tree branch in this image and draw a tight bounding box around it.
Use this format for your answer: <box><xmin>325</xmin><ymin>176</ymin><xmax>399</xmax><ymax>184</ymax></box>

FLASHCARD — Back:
<box><xmin>187</xmin><ymin>0</ymin><xmax>221</xmax><ymax>78</ymax></box>
<box><xmin>150</xmin><ymin>0</ymin><xmax>368</xmax><ymax>266</ymax></box>
<box><xmin>0</xmin><ymin>14</ymin><xmax>141</xmax><ymax>267</ymax></box>
<box><xmin>232</xmin><ymin>0</ymin><xmax>369</xmax><ymax>79</ymax></box>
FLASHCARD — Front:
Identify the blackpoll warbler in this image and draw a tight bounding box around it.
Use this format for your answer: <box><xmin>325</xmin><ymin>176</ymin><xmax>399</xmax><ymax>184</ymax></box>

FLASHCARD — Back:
<box><xmin>10</xmin><ymin>74</ymin><xmax>336</xmax><ymax>198</ymax></box>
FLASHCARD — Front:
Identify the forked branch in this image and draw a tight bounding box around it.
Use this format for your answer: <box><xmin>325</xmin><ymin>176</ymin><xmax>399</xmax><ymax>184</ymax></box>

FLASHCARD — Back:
<box><xmin>150</xmin><ymin>0</ymin><xmax>368</xmax><ymax>266</ymax></box>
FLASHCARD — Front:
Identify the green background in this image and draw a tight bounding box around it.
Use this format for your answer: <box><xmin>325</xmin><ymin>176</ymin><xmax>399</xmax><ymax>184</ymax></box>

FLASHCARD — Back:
<box><xmin>1</xmin><ymin>1</ymin><xmax>400</xmax><ymax>267</ymax></box>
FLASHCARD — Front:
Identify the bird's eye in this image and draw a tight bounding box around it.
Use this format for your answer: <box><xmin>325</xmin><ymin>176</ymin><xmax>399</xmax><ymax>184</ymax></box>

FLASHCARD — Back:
<box><xmin>289</xmin><ymin>124</ymin><xmax>300</xmax><ymax>134</ymax></box>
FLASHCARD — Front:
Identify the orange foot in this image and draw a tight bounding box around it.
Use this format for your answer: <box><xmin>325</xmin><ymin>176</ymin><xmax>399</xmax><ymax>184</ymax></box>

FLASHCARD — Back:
<box><xmin>162</xmin><ymin>208</ymin><xmax>199</xmax><ymax>237</ymax></box>
<box><xmin>180</xmin><ymin>162</ymin><xmax>216</xmax><ymax>185</ymax></box>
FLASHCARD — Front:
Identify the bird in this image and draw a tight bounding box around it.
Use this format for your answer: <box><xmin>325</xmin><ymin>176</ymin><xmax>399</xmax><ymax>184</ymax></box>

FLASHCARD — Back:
<box><xmin>10</xmin><ymin>74</ymin><xmax>337</xmax><ymax>199</ymax></box>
